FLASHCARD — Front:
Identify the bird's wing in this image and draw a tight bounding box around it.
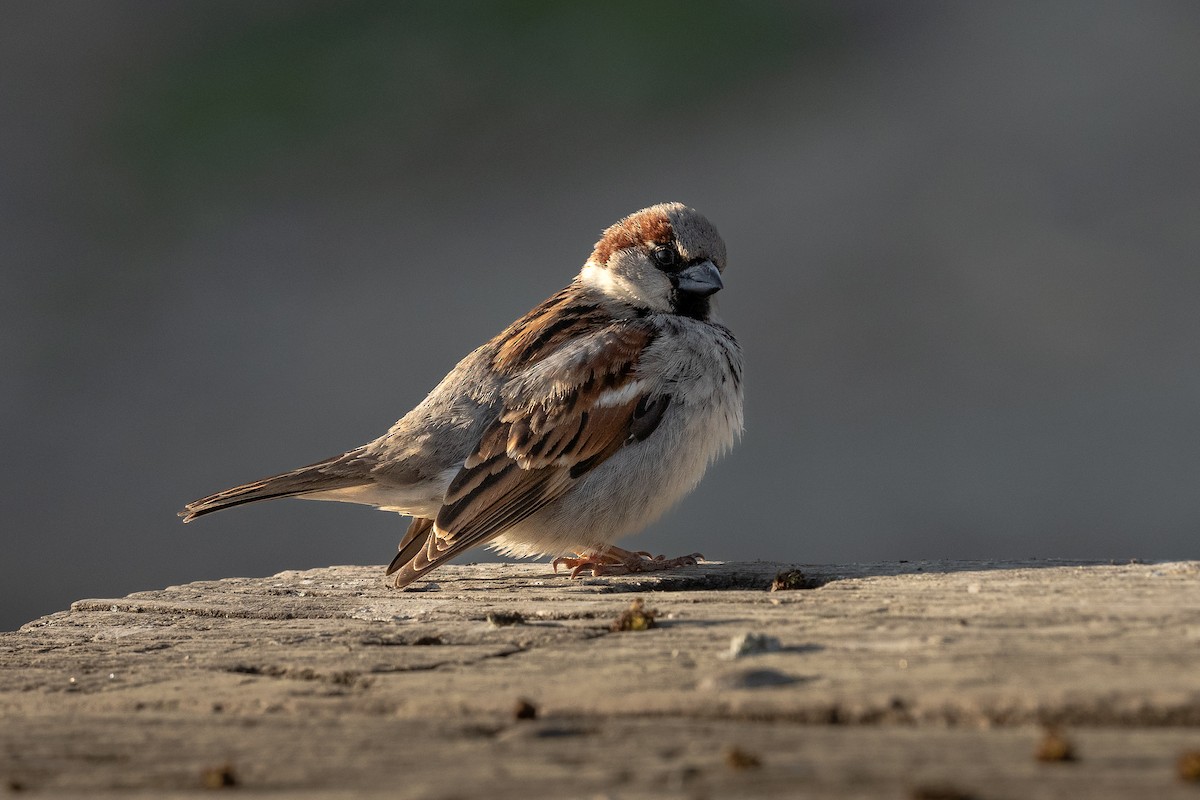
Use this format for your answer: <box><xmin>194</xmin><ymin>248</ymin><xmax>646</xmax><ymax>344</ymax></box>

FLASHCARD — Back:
<box><xmin>388</xmin><ymin>322</ymin><xmax>672</xmax><ymax>587</ymax></box>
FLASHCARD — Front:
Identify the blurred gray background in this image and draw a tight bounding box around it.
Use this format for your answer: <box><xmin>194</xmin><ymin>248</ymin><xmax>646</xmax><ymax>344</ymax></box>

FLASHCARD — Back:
<box><xmin>3</xmin><ymin>1</ymin><xmax>1199</xmax><ymax>631</ymax></box>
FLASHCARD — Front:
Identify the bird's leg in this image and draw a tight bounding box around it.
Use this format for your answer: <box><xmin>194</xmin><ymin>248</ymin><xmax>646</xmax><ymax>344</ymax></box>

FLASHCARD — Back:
<box><xmin>551</xmin><ymin>549</ymin><xmax>626</xmax><ymax>578</ymax></box>
<box><xmin>552</xmin><ymin>545</ymin><xmax>704</xmax><ymax>578</ymax></box>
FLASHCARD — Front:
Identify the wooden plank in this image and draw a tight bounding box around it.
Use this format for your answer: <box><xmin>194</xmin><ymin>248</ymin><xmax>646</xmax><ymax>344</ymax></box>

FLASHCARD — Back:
<box><xmin>2</xmin><ymin>560</ymin><xmax>1199</xmax><ymax>797</ymax></box>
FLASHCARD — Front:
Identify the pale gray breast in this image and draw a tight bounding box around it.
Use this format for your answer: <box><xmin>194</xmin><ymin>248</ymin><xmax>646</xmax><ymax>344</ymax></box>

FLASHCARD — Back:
<box><xmin>638</xmin><ymin>315</ymin><xmax>744</xmax><ymax>477</ymax></box>
<box><xmin>643</xmin><ymin>315</ymin><xmax>742</xmax><ymax>414</ymax></box>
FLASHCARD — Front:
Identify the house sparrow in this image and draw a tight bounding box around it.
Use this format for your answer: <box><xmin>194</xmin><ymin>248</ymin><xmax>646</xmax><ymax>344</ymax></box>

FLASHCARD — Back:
<box><xmin>181</xmin><ymin>202</ymin><xmax>743</xmax><ymax>588</ymax></box>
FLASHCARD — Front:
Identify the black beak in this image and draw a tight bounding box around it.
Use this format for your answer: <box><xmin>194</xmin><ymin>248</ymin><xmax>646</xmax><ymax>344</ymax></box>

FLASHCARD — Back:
<box><xmin>675</xmin><ymin>260</ymin><xmax>723</xmax><ymax>296</ymax></box>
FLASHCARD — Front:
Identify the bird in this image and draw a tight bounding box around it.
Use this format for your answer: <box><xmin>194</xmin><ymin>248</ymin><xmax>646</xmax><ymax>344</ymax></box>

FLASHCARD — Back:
<box><xmin>181</xmin><ymin>202</ymin><xmax>743</xmax><ymax>589</ymax></box>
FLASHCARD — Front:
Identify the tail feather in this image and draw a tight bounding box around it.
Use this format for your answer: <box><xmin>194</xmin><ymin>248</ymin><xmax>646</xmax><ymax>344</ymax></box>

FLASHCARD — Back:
<box><xmin>180</xmin><ymin>448</ymin><xmax>373</xmax><ymax>522</ymax></box>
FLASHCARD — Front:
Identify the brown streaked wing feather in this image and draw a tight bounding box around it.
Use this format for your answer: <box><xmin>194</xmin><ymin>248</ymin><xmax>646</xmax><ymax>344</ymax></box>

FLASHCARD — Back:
<box><xmin>386</xmin><ymin>517</ymin><xmax>434</xmax><ymax>576</ymax></box>
<box><xmin>491</xmin><ymin>284</ymin><xmax>609</xmax><ymax>374</ymax></box>
<box><xmin>390</xmin><ymin>469</ymin><xmax>571</xmax><ymax>588</ymax></box>
<box><xmin>389</xmin><ymin>519</ymin><xmax>484</xmax><ymax>589</ymax></box>
<box><xmin>389</xmin><ymin>324</ymin><xmax>660</xmax><ymax>587</ymax></box>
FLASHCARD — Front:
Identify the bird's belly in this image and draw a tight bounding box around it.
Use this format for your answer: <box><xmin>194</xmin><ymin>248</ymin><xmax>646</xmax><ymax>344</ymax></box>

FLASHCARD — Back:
<box><xmin>490</xmin><ymin>375</ymin><xmax>741</xmax><ymax>558</ymax></box>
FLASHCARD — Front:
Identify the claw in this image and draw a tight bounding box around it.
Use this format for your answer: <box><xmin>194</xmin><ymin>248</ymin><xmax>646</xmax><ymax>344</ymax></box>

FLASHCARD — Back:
<box><xmin>549</xmin><ymin>546</ymin><xmax>705</xmax><ymax>580</ymax></box>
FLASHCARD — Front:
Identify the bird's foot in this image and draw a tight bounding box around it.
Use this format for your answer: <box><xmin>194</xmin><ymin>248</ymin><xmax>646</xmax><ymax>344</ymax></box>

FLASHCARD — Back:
<box><xmin>552</xmin><ymin>546</ymin><xmax>704</xmax><ymax>578</ymax></box>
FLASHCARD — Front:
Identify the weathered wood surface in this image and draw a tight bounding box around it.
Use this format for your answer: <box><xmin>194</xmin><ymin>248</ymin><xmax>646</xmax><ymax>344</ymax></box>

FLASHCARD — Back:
<box><xmin>2</xmin><ymin>559</ymin><xmax>1199</xmax><ymax>798</ymax></box>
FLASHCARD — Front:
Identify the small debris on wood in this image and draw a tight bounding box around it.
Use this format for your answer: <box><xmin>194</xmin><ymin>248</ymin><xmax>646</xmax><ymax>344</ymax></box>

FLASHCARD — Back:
<box><xmin>513</xmin><ymin>698</ymin><xmax>538</xmax><ymax>721</ymax></box>
<box><xmin>1035</xmin><ymin>727</ymin><xmax>1077</xmax><ymax>762</ymax></box>
<box><xmin>909</xmin><ymin>784</ymin><xmax>977</xmax><ymax>800</ymax></box>
<box><xmin>486</xmin><ymin>610</ymin><xmax>525</xmax><ymax>627</ymax></box>
<box><xmin>1178</xmin><ymin>750</ymin><xmax>1200</xmax><ymax>782</ymax></box>
<box><xmin>723</xmin><ymin>745</ymin><xmax>762</xmax><ymax>770</ymax></box>
<box><xmin>611</xmin><ymin>599</ymin><xmax>656</xmax><ymax>632</ymax></box>
<box><xmin>770</xmin><ymin>569</ymin><xmax>815</xmax><ymax>591</ymax></box>
<box><xmin>727</xmin><ymin>631</ymin><xmax>782</xmax><ymax>659</ymax></box>
<box><xmin>201</xmin><ymin>763</ymin><xmax>237</xmax><ymax>789</ymax></box>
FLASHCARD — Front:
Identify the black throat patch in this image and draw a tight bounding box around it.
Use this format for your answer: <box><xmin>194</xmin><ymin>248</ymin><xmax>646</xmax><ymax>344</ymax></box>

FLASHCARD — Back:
<box><xmin>671</xmin><ymin>291</ymin><xmax>711</xmax><ymax>320</ymax></box>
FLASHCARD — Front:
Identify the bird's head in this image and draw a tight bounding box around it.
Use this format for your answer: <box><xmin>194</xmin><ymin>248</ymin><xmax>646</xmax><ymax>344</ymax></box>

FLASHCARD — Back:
<box><xmin>580</xmin><ymin>203</ymin><xmax>727</xmax><ymax>320</ymax></box>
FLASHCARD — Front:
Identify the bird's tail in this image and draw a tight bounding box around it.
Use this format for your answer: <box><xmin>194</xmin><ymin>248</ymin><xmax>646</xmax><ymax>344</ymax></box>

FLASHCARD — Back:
<box><xmin>180</xmin><ymin>448</ymin><xmax>374</xmax><ymax>523</ymax></box>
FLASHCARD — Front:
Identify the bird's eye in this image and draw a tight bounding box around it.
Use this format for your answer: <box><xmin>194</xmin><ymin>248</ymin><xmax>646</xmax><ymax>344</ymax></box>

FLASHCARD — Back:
<box><xmin>651</xmin><ymin>246</ymin><xmax>678</xmax><ymax>269</ymax></box>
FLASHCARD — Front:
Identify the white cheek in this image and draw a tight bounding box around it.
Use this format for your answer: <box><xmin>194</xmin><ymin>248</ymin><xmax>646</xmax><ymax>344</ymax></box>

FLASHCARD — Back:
<box><xmin>579</xmin><ymin>261</ymin><xmax>671</xmax><ymax>311</ymax></box>
<box><xmin>579</xmin><ymin>262</ymin><xmax>618</xmax><ymax>293</ymax></box>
